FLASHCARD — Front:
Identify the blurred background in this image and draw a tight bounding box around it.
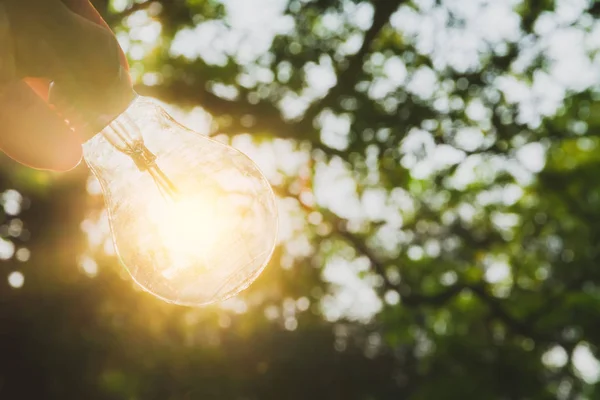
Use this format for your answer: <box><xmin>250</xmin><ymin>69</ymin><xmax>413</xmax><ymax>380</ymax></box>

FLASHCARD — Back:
<box><xmin>3</xmin><ymin>0</ymin><xmax>600</xmax><ymax>398</ymax></box>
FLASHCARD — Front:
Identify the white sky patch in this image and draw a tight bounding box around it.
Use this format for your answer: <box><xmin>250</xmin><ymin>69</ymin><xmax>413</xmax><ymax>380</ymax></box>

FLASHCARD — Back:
<box><xmin>317</xmin><ymin>110</ymin><xmax>352</xmax><ymax>151</ymax></box>
<box><xmin>171</xmin><ymin>21</ymin><xmax>230</xmax><ymax>66</ymax></box>
<box><xmin>554</xmin><ymin>0</ymin><xmax>589</xmax><ymax>25</ymax></box>
<box><xmin>278</xmin><ymin>55</ymin><xmax>337</xmax><ymax>120</ymax></box>
<box><xmin>121</xmin><ymin>10</ymin><xmax>164</xmax><ymax>69</ymax></box>
<box><xmin>304</xmin><ymin>56</ymin><xmax>338</xmax><ymax>99</ymax></box>
<box><xmin>502</xmin><ymin>184</ymin><xmax>524</xmax><ymax>205</ymax></box>
<box><xmin>476</xmin><ymin>184</ymin><xmax>524</xmax><ymax>207</ymax></box>
<box><xmin>492</xmin><ymin>211</ymin><xmax>519</xmax><ymax>231</ymax></box>
<box><xmin>368</xmin><ymin>78</ymin><xmax>396</xmax><ymax>100</ymax></box>
<box><xmin>482</xmin><ymin>254</ymin><xmax>514</xmax><ymax>297</ymax></box>
<box><xmin>314</xmin><ymin>158</ymin><xmax>363</xmax><ymax>221</ymax></box>
<box><xmin>408</xmin><ymin>66</ymin><xmax>438</xmax><ymax>100</ymax></box>
<box><xmin>274</xmin><ymin>197</ymin><xmax>314</xmax><ymax>270</ymax></box>
<box><xmin>484</xmin><ymin>257</ymin><xmax>511</xmax><ymax>284</ymax></box>
<box><xmin>337</xmin><ymin>32</ymin><xmax>364</xmax><ymax>57</ymax></box>
<box><xmin>497</xmin><ymin>73</ymin><xmax>566</xmax><ymax>128</ymax></box>
<box><xmin>454</xmin><ymin>127</ymin><xmax>485</xmax><ymax>152</ymax></box>
<box><xmin>231</xmin><ymin>135</ymin><xmax>309</xmax><ymax>183</ymax></box>
<box><xmin>466</xmin><ymin>98</ymin><xmax>490</xmax><ymax>122</ymax></box>
<box><xmin>542</xmin><ymin>345</ymin><xmax>569</xmax><ymax>369</ymax></box>
<box><xmin>283</xmin><ymin>231</ymin><xmax>313</xmax><ymax>260</ymax></box>
<box><xmin>586</xmin><ymin>21</ymin><xmax>600</xmax><ymax>51</ymax></box>
<box><xmin>171</xmin><ymin>0</ymin><xmax>293</xmax><ymax>65</ymax></box>
<box><xmin>573</xmin><ymin>343</ymin><xmax>600</xmax><ymax>384</ymax></box>
<box><xmin>361</xmin><ymin>188</ymin><xmax>391</xmax><ymax>222</ymax></box>
<box><xmin>321</xmin><ymin>256</ymin><xmax>383</xmax><ymax>322</ymax></box>
<box><xmin>387</xmin><ymin>0</ymin><xmax>600</xmax><ymax>128</ymax></box>
<box><xmin>224</xmin><ymin>0</ymin><xmax>288</xmax><ymax>29</ymax></box>
<box><xmin>504</xmin><ymin>158</ymin><xmax>536</xmax><ymax>186</ymax></box>
<box><xmin>372</xmin><ymin>224</ymin><xmax>405</xmax><ymax>259</ymax></box>
<box><xmin>502</xmin><ymin>1</ymin><xmax>600</xmax><ymax>125</ymax></box>
<box><xmin>515</xmin><ymin>142</ymin><xmax>546</xmax><ymax>173</ymax></box>
<box><xmin>129</xmin><ymin>20</ymin><xmax>162</xmax><ymax>44</ymax></box>
<box><xmin>384</xmin><ymin>56</ymin><xmax>408</xmax><ymax>85</ymax></box>
<box><xmin>391</xmin><ymin>0</ymin><xmax>522</xmax><ymax>72</ymax></box>
<box><xmin>208</xmin><ymin>82</ymin><xmax>239</xmax><ymax>100</ymax></box>
<box><xmin>544</xmin><ymin>28</ymin><xmax>599</xmax><ymax>92</ymax></box>
<box><xmin>111</xmin><ymin>0</ymin><xmax>129</xmax><ymax>13</ymax></box>
<box><xmin>346</xmin><ymin>2</ymin><xmax>375</xmax><ymax>31</ymax></box>
<box><xmin>320</xmin><ymin>12</ymin><xmax>343</xmax><ymax>33</ymax></box>
<box><xmin>278</xmin><ymin>92</ymin><xmax>311</xmax><ymax>120</ymax></box>
<box><xmin>447</xmin><ymin>154</ymin><xmax>528</xmax><ymax>190</ymax></box>
<box><xmin>401</xmin><ymin>128</ymin><xmax>436</xmax><ymax>156</ymax></box>
<box><xmin>400</xmin><ymin>128</ymin><xmax>465</xmax><ymax>179</ymax></box>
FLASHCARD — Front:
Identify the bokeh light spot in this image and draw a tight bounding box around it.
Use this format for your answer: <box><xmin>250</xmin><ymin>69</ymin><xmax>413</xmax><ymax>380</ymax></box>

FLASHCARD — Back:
<box><xmin>8</xmin><ymin>271</ymin><xmax>24</xmax><ymax>289</ymax></box>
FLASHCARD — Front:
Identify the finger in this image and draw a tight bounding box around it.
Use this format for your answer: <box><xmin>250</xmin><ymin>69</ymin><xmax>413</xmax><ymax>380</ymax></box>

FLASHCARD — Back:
<box><xmin>21</xmin><ymin>0</ymin><xmax>131</xmax><ymax>101</ymax></box>
<box><xmin>0</xmin><ymin>81</ymin><xmax>82</xmax><ymax>172</ymax></box>
<box><xmin>60</xmin><ymin>0</ymin><xmax>130</xmax><ymax>71</ymax></box>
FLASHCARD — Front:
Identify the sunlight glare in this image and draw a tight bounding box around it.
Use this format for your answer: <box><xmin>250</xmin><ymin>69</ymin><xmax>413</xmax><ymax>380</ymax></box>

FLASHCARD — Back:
<box><xmin>146</xmin><ymin>190</ymin><xmax>237</xmax><ymax>280</ymax></box>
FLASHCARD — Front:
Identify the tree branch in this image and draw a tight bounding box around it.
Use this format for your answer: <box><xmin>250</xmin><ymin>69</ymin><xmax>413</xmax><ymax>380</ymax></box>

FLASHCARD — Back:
<box><xmin>137</xmin><ymin>0</ymin><xmax>404</xmax><ymax>158</ymax></box>
<box><xmin>330</xmin><ymin>212</ymin><xmax>471</xmax><ymax>307</ymax></box>
<box><xmin>135</xmin><ymin>82</ymin><xmax>289</xmax><ymax>133</ymax></box>
<box><xmin>331</xmin><ymin>216</ymin><xmax>399</xmax><ymax>292</ymax></box>
<box><xmin>468</xmin><ymin>284</ymin><xmax>550</xmax><ymax>341</ymax></box>
<box><xmin>136</xmin><ymin>82</ymin><xmax>348</xmax><ymax>159</ymax></box>
<box><xmin>297</xmin><ymin>0</ymin><xmax>404</xmax><ymax>135</ymax></box>
<box><xmin>403</xmin><ymin>284</ymin><xmax>468</xmax><ymax>307</ymax></box>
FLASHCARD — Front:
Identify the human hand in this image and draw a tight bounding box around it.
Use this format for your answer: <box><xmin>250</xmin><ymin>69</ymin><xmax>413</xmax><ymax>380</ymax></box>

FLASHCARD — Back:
<box><xmin>0</xmin><ymin>0</ymin><xmax>129</xmax><ymax>171</ymax></box>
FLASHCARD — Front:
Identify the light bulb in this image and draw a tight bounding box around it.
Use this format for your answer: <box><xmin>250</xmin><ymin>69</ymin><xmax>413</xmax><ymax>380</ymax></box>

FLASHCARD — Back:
<box><xmin>80</xmin><ymin>96</ymin><xmax>278</xmax><ymax>306</ymax></box>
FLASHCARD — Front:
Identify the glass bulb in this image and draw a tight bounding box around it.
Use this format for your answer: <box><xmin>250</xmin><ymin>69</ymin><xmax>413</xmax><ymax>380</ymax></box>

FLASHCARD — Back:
<box><xmin>82</xmin><ymin>96</ymin><xmax>278</xmax><ymax>306</ymax></box>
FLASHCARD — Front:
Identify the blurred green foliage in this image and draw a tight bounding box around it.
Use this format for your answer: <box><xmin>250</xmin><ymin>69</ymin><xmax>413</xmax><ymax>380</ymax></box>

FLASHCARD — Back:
<box><xmin>5</xmin><ymin>0</ymin><xmax>600</xmax><ymax>399</ymax></box>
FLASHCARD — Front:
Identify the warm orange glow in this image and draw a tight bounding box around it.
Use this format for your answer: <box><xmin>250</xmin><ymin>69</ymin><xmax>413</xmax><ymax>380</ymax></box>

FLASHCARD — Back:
<box><xmin>147</xmin><ymin>190</ymin><xmax>237</xmax><ymax>279</ymax></box>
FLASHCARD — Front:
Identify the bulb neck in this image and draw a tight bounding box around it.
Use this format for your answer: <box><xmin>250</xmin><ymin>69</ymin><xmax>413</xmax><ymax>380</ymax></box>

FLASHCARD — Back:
<box><xmin>96</xmin><ymin>97</ymin><xmax>180</xmax><ymax>200</ymax></box>
<box><xmin>102</xmin><ymin>113</ymin><xmax>157</xmax><ymax>171</ymax></box>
